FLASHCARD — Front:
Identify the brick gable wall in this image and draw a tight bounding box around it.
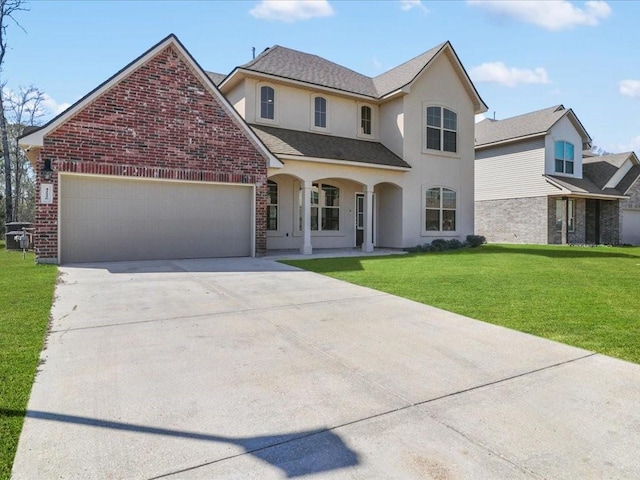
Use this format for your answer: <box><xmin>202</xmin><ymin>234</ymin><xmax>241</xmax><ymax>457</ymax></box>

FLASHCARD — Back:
<box><xmin>35</xmin><ymin>45</ymin><xmax>268</xmax><ymax>261</ymax></box>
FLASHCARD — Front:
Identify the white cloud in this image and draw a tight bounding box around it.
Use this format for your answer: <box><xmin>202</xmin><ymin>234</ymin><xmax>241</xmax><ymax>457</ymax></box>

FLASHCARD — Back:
<box><xmin>470</xmin><ymin>61</ymin><xmax>550</xmax><ymax>87</ymax></box>
<box><xmin>249</xmin><ymin>0</ymin><xmax>334</xmax><ymax>22</ymax></box>
<box><xmin>400</xmin><ymin>0</ymin><xmax>429</xmax><ymax>14</ymax></box>
<box><xmin>467</xmin><ymin>1</ymin><xmax>612</xmax><ymax>31</ymax></box>
<box><xmin>615</xmin><ymin>135</ymin><xmax>640</xmax><ymax>154</ymax></box>
<box><xmin>42</xmin><ymin>94</ymin><xmax>71</xmax><ymax>116</ymax></box>
<box><xmin>619</xmin><ymin>80</ymin><xmax>640</xmax><ymax>99</ymax></box>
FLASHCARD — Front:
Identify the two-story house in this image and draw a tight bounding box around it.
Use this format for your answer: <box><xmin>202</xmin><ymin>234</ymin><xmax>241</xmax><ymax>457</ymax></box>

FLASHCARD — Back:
<box><xmin>475</xmin><ymin>105</ymin><xmax>640</xmax><ymax>245</ymax></box>
<box><xmin>216</xmin><ymin>42</ymin><xmax>487</xmax><ymax>254</ymax></box>
<box><xmin>19</xmin><ymin>34</ymin><xmax>487</xmax><ymax>264</ymax></box>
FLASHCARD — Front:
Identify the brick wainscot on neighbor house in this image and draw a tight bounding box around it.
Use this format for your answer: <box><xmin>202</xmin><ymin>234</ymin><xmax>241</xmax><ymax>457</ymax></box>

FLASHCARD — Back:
<box><xmin>475</xmin><ymin>105</ymin><xmax>640</xmax><ymax>245</ymax></box>
<box><xmin>20</xmin><ymin>34</ymin><xmax>487</xmax><ymax>264</ymax></box>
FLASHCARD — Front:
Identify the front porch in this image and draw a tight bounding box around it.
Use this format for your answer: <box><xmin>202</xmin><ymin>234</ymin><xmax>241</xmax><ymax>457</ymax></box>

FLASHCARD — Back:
<box><xmin>266</xmin><ymin>173</ymin><xmax>404</xmax><ymax>255</ymax></box>
<box><xmin>549</xmin><ymin>196</ymin><xmax>620</xmax><ymax>245</ymax></box>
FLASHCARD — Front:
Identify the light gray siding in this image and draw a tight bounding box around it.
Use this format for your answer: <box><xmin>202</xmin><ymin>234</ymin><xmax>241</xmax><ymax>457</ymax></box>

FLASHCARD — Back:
<box><xmin>475</xmin><ymin>138</ymin><xmax>560</xmax><ymax>201</ymax></box>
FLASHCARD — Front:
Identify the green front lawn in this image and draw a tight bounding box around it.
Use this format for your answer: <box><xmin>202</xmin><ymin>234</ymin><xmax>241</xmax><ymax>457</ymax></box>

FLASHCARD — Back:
<box><xmin>0</xmin><ymin>242</ymin><xmax>57</xmax><ymax>480</ymax></box>
<box><xmin>284</xmin><ymin>244</ymin><xmax>640</xmax><ymax>364</ymax></box>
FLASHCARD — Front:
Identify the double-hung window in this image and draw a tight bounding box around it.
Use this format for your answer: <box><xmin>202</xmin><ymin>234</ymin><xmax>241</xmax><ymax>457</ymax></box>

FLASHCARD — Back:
<box><xmin>555</xmin><ymin>141</ymin><xmax>574</xmax><ymax>174</ymax></box>
<box><xmin>299</xmin><ymin>183</ymin><xmax>340</xmax><ymax>231</ymax></box>
<box><xmin>266</xmin><ymin>180</ymin><xmax>278</xmax><ymax>231</ymax></box>
<box><xmin>425</xmin><ymin>187</ymin><xmax>456</xmax><ymax>232</ymax></box>
<box><xmin>426</xmin><ymin>106</ymin><xmax>457</xmax><ymax>153</ymax></box>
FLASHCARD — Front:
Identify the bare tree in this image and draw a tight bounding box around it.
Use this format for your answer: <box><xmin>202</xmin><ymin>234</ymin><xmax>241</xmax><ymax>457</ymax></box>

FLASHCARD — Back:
<box><xmin>5</xmin><ymin>85</ymin><xmax>45</xmax><ymax>222</ymax></box>
<box><xmin>0</xmin><ymin>0</ymin><xmax>27</xmax><ymax>225</ymax></box>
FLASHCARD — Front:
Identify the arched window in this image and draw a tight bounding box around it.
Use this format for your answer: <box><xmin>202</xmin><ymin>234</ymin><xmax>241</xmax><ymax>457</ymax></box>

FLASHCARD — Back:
<box><xmin>314</xmin><ymin>96</ymin><xmax>327</xmax><ymax>128</ymax></box>
<box><xmin>425</xmin><ymin>187</ymin><xmax>456</xmax><ymax>231</ymax></box>
<box><xmin>260</xmin><ymin>86</ymin><xmax>275</xmax><ymax>120</ymax></box>
<box><xmin>360</xmin><ymin>105</ymin><xmax>372</xmax><ymax>135</ymax></box>
<box><xmin>555</xmin><ymin>141</ymin><xmax>574</xmax><ymax>174</ymax></box>
<box><xmin>426</xmin><ymin>106</ymin><xmax>457</xmax><ymax>153</ymax></box>
<box><xmin>267</xmin><ymin>180</ymin><xmax>278</xmax><ymax>231</ymax></box>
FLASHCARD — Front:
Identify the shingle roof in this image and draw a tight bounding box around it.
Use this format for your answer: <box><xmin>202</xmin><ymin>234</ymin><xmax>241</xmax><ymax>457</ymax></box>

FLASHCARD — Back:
<box><xmin>618</xmin><ymin>164</ymin><xmax>640</xmax><ymax>194</ymax></box>
<box><xmin>241</xmin><ymin>46</ymin><xmax>378</xmax><ymax>97</ymax></box>
<box><xmin>476</xmin><ymin>105</ymin><xmax>567</xmax><ymax>146</ymax></box>
<box><xmin>475</xmin><ymin>105</ymin><xmax>591</xmax><ymax>148</ymax></box>
<box><xmin>206</xmin><ymin>71</ymin><xmax>226</xmax><ymax>86</ymax></box>
<box><xmin>582</xmin><ymin>153</ymin><xmax>633</xmax><ymax>189</ymax></box>
<box><xmin>236</xmin><ymin>42</ymin><xmax>484</xmax><ymax>107</ymax></box>
<box><xmin>250</xmin><ymin>124</ymin><xmax>411</xmax><ymax>169</ymax></box>
<box><xmin>545</xmin><ymin>175</ymin><xmax>624</xmax><ymax>198</ymax></box>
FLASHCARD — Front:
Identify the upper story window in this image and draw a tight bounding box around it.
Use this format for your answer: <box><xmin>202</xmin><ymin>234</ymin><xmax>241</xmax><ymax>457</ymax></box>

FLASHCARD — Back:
<box><xmin>425</xmin><ymin>187</ymin><xmax>456</xmax><ymax>232</ymax></box>
<box><xmin>314</xmin><ymin>96</ymin><xmax>327</xmax><ymax>129</ymax></box>
<box><xmin>267</xmin><ymin>180</ymin><xmax>278</xmax><ymax>231</ymax></box>
<box><xmin>360</xmin><ymin>105</ymin><xmax>372</xmax><ymax>135</ymax></box>
<box><xmin>260</xmin><ymin>85</ymin><xmax>275</xmax><ymax>120</ymax></box>
<box><xmin>426</xmin><ymin>106</ymin><xmax>457</xmax><ymax>153</ymax></box>
<box><xmin>555</xmin><ymin>141</ymin><xmax>574</xmax><ymax>174</ymax></box>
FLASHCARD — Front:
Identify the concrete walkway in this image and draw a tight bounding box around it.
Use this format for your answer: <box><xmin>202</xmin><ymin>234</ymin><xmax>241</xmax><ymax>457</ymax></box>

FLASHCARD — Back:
<box><xmin>11</xmin><ymin>256</ymin><xmax>640</xmax><ymax>479</ymax></box>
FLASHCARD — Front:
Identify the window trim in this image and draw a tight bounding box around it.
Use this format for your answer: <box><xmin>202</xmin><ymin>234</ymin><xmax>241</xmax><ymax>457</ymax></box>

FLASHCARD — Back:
<box><xmin>357</xmin><ymin>103</ymin><xmax>375</xmax><ymax>138</ymax></box>
<box><xmin>266</xmin><ymin>179</ymin><xmax>278</xmax><ymax>232</ymax></box>
<box><xmin>554</xmin><ymin>140</ymin><xmax>575</xmax><ymax>175</ymax></box>
<box><xmin>256</xmin><ymin>83</ymin><xmax>278</xmax><ymax>124</ymax></box>
<box><xmin>310</xmin><ymin>94</ymin><xmax>330</xmax><ymax>132</ymax></box>
<box><xmin>422</xmin><ymin>103</ymin><xmax>459</xmax><ymax>157</ymax></box>
<box><xmin>422</xmin><ymin>185</ymin><xmax>458</xmax><ymax>235</ymax></box>
<box><xmin>297</xmin><ymin>182</ymin><xmax>342</xmax><ymax>234</ymax></box>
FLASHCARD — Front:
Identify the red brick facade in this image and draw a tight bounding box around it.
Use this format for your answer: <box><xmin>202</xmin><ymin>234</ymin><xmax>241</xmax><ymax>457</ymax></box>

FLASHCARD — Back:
<box><xmin>34</xmin><ymin>45</ymin><xmax>269</xmax><ymax>261</ymax></box>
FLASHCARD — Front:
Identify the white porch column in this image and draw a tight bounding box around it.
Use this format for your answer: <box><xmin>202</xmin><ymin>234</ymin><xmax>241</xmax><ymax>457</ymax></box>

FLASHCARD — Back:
<box><xmin>301</xmin><ymin>180</ymin><xmax>313</xmax><ymax>254</ymax></box>
<box><xmin>362</xmin><ymin>185</ymin><xmax>374</xmax><ymax>253</ymax></box>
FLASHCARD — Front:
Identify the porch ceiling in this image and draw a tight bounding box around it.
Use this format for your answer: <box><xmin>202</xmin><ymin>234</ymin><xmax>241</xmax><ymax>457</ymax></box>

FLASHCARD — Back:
<box><xmin>250</xmin><ymin>124</ymin><xmax>411</xmax><ymax>169</ymax></box>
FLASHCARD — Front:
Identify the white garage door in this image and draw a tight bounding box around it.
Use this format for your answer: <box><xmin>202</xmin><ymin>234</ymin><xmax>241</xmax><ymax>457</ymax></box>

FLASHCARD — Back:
<box><xmin>622</xmin><ymin>209</ymin><xmax>640</xmax><ymax>246</ymax></box>
<box><xmin>60</xmin><ymin>175</ymin><xmax>253</xmax><ymax>263</ymax></box>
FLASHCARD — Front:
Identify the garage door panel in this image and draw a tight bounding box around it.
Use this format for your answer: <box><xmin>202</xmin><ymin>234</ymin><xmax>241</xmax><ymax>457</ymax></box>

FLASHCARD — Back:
<box><xmin>61</xmin><ymin>175</ymin><xmax>252</xmax><ymax>263</ymax></box>
<box><xmin>622</xmin><ymin>209</ymin><xmax>640</xmax><ymax>246</ymax></box>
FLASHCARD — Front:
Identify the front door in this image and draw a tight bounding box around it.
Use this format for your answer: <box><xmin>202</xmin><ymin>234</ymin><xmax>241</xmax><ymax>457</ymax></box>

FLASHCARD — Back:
<box><xmin>355</xmin><ymin>193</ymin><xmax>375</xmax><ymax>247</ymax></box>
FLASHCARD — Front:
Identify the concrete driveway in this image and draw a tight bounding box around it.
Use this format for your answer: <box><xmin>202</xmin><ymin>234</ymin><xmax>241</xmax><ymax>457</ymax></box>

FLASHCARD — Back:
<box><xmin>11</xmin><ymin>257</ymin><xmax>640</xmax><ymax>479</ymax></box>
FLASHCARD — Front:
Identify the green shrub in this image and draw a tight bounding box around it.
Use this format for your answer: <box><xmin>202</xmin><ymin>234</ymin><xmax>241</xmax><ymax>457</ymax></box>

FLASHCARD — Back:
<box><xmin>466</xmin><ymin>235</ymin><xmax>486</xmax><ymax>248</ymax></box>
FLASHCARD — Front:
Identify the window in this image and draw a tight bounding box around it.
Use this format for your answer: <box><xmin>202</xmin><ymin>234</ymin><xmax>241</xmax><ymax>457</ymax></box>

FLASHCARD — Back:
<box><xmin>299</xmin><ymin>183</ymin><xmax>340</xmax><ymax>231</ymax></box>
<box><xmin>426</xmin><ymin>106</ymin><xmax>457</xmax><ymax>153</ymax></box>
<box><xmin>267</xmin><ymin>180</ymin><xmax>278</xmax><ymax>231</ymax></box>
<box><xmin>314</xmin><ymin>96</ymin><xmax>327</xmax><ymax>128</ymax></box>
<box><xmin>425</xmin><ymin>187</ymin><xmax>456</xmax><ymax>232</ymax></box>
<box><xmin>555</xmin><ymin>141</ymin><xmax>574</xmax><ymax>174</ymax></box>
<box><xmin>360</xmin><ymin>105</ymin><xmax>372</xmax><ymax>135</ymax></box>
<box><xmin>260</xmin><ymin>85</ymin><xmax>275</xmax><ymax>120</ymax></box>
<box><xmin>555</xmin><ymin>199</ymin><xmax>575</xmax><ymax>232</ymax></box>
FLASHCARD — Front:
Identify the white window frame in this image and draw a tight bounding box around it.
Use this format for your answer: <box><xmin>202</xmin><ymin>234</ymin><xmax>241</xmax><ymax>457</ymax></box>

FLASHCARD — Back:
<box><xmin>422</xmin><ymin>185</ymin><xmax>458</xmax><ymax>235</ymax></box>
<box><xmin>310</xmin><ymin>95</ymin><xmax>330</xmax><ymax>132</ymax></box>
<box><xmin>554</xmin><ymin>141</ymin><xmax>575</xmax><ymax>175</ymax></box>
<box><xmin>357</xmin><ymin>103</ymin><xmax>375</xmax><ymax>138</ymax></box>
<box><xmin>296</xmin><ymin>182</ymin><xmax>342</xmax><ymax>234</ymax></box>
<box><xmin>422</xmin><ymin>103</ymin><xmax>459</xmax><ymax>156</ymax></box>
<box><xmin>266</xmin><ymin>179</ymin><xmax>278</xmax><ymax>232</ymax></box>
<box><xmin>256</xmin><ymin>83</ymin><xmax>278</xmax><ymax>124</ymax></box>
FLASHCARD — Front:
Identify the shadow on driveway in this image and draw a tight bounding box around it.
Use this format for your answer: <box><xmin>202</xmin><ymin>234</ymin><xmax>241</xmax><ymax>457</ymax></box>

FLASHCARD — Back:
<box><xmin>3</xmin><ymin>408</ymin><xmax>359</xmax><ymax>478</ymax></box>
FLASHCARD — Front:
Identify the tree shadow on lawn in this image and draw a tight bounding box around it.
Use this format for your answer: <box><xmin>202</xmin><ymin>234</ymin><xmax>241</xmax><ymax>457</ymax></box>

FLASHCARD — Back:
<box><xmin>3</xmin><ymin>408</ymin><xmax>359</xmax><ymax>478</ymax></box>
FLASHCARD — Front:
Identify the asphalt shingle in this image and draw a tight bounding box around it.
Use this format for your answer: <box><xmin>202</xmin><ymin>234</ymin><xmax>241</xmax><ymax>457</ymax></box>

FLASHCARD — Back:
<box><xmin>250</xmin><ymin>124</ymin><xmax>411</xmax><ymax>169</ymax></box>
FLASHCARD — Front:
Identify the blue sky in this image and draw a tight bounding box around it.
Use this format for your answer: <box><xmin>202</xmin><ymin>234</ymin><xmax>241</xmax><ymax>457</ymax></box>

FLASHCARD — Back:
<box><xmin>4</xmin><ymin>0</ymin><xmax>640</xmax><ymax>154</ymax></box>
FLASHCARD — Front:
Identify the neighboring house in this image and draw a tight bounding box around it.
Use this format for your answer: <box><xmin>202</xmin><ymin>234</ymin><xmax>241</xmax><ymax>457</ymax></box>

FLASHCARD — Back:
<box><xmin>20</xmin><ymin>34</ymin><xmax>488</xmax><ymax>264</ymax></box>
<box><xmin>475</xmin><ymin>105</ymin><xmax>640</xmax><ymax>245</ymax></box>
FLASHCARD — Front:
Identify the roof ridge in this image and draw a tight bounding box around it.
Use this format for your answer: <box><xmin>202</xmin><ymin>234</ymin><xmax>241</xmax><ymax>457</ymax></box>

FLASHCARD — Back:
<box><xmin>372</xmin><ymin>41</ymin><xmax>446</xmax><ymax>82</ymax></box>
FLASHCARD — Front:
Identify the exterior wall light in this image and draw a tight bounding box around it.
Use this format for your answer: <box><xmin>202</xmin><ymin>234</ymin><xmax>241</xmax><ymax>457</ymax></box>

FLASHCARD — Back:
<box><xmin>41</xmin><ymin>159</ymin><xmax>53</xmax><ymax>180</ymax></box>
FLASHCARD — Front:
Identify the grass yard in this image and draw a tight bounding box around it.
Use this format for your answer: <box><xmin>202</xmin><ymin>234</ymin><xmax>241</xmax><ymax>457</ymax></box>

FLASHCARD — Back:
<box><xmin>283</xmin><ymin>244</ymin><xmax>640</xmax><ymax>364</ymax></box>
<box><xmin>0</xmin><ymin>242</ymin><xmax>57</xmax><ymax>480</ymax></box>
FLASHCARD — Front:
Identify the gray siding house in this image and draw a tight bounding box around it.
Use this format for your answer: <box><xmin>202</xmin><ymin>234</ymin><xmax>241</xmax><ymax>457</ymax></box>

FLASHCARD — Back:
<box><xmin>475</xmin><ymin>105</ymin><xmax>640</xmax><ymax>245</ymax></box>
